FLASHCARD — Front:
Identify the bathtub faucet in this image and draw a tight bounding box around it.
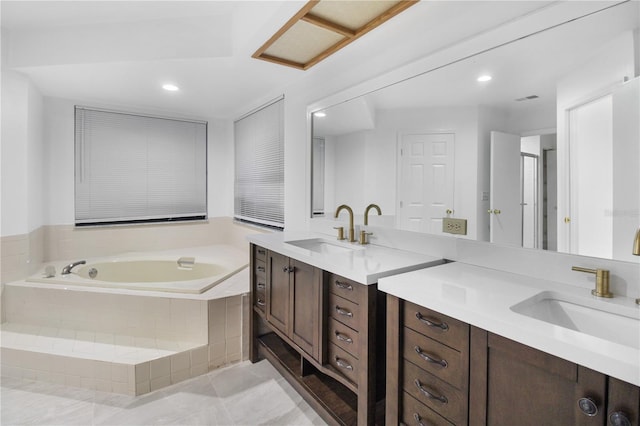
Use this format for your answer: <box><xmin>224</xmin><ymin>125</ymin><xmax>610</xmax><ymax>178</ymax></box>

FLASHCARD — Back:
<box><xmin>61</xmin><ymin>260</ymin><xmax>86</xmax><ymax>275</ymax></box>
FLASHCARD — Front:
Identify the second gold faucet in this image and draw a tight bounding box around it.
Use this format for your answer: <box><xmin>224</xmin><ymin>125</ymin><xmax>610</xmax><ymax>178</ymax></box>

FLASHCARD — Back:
<box><xmin>335</xmin><ymin>204</ymin><xmax>356</xmax><ymax>242</ymax></box>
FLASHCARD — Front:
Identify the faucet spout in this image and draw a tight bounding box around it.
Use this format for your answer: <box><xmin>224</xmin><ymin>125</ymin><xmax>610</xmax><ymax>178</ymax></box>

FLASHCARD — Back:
<box><xmin>364</xmin><ymin>204</ymin><xmax>382</xmax><ymax>226</ymax></box>
<box><xmin>61</xmin><ymin>260</ymin><xmax>86</xmax><ymax>275</ymax></box>
<box><xmin>334</xmin><ymin>204</ymin><xmax>356</xmax><ymax>242</ymax></box>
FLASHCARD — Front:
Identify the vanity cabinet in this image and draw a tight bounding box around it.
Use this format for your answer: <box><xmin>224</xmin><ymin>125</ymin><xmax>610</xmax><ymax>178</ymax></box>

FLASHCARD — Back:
<box><xmin>250</xmin><ymin>244</ymin><xmax>384</xmax><ymax>425</ymax></box>
<box><xmin>386</xmin><ymin>295</ymin><xmax>640</xmax><ymax>426</ymax></box>
<box><xmin>264</xmin><ymin>249</ymin><xmax>322</xmax><ymax>361</ymax></box>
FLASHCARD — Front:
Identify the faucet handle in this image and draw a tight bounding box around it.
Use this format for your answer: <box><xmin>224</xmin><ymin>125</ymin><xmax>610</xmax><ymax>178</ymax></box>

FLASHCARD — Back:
<box><xmin>359</xmin><ymin>230</ymin><xmax>373</xmax><ymax>245</ymax></box>
<box><xmin>572</xmin><ymin>266</ymin><xmax>613</xmax><ymax>298</ymax></box>
<box><xmin>333</xmin><ymin>226</ymin><xmax>345</xmax><ymax>240</ymax></box>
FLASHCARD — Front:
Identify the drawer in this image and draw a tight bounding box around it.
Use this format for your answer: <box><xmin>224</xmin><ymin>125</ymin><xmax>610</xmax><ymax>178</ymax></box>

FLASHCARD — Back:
<box><xmin>403</xmin><ymin>301</ymin><xmax>469</xmax><ymax>352</ymax></box>
<box><xmin>253</xmin><ymin>245</ymin><xmax>267</xmax><ymax>262</ymax></box>
<box><xmin>328</xmin><ymin>317</ymin><xmax>359</xmax><ymax>359</ymax></box>
<box><xmin>328</xmin><ymin>342</ymin><xmax>359</xmax><ymax>385</ymax></box>
<box><xmin>402</xmin><ymin>391</ymin><xmax>454</xmax><ymax>426</ymax></box>
<box><xmin>254</xmin><ymin>290</ymin><xmax>266</xmax><ymax>313</ymax></box>
<box><xmin>328</xmin><ymin>292</ymin><xmax>361</xmax><ymax>331</ymax></box>
<box><xmin>403</xmin><ymin>327</ymin><xmax>467</xmax><ymax>390</ymax></box>
<box><xmin>403</xmin><ymin>360</ymin><xmax>467</xmax><ymax>425</ymax></box>
<box><xmin>254</xmin><ymin>259</ymin><xmax>266</xmax><ymax>277</ymax></box>
<box><xmin>327</xmin><ymin>273</ymin><xmax>364</xmax><ymax>304</ymax></box>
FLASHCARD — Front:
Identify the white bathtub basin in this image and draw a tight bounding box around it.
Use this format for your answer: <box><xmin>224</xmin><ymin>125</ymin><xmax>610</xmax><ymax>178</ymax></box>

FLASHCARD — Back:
<box><xmin>285</xmin><ymin>238</ymin><xmax>363</xmax><ymax>255</ymax></box>
<box><xmin>510</xmin><ymin>291</ymin><xmax>640</xmax><ymax>349</ymax></box>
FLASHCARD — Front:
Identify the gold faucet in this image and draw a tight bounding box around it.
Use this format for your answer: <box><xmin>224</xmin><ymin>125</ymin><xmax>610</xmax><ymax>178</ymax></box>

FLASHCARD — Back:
<box><xmin>335</xmin><ymin>204</ymin><xmax>356</xmax><ymax>242</ymax></box>
<box><xmin>572</xmin><ymin>266</ymin><xmax>613</xmax><ymax>298</ymax></box>
<box><xmin>364</xmin><ymin>203</ymin><xmax>382</xmax><ymax>226</ymax></box>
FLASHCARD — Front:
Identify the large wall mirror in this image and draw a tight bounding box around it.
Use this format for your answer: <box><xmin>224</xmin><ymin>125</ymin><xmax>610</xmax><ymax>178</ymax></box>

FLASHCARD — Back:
<box><xmin>311</xmin><ymin>1</ymin><xmax>639</xmax><ymax>263</ymax></box>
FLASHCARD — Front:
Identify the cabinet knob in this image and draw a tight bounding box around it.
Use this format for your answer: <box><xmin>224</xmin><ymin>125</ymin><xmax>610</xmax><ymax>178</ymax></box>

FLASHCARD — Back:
<box><xmin>610</xmin><ymin>412</ymin><xmax>632</xmax><ymax>426</ymax></box>
<box><xmin>577</xmin><ymin>397</ymin><xmax>598</xmax><ymax>417</ymax></box>
<box><xmin>282</xmin><ymin>266</ymin><xmax>294</xmax><ymax>273</ymax></box>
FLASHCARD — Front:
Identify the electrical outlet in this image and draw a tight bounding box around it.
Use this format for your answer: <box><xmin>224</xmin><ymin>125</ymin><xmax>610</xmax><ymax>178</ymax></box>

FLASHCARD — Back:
<box><xmin>442</xmin><ymin>218</ymin><xmax>467</xmax><ymax>235</ymax></box>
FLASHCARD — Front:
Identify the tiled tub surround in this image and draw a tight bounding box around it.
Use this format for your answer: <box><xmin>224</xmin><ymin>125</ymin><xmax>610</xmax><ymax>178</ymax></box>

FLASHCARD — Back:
<box><xmin>1</xmin><ymin>259</ymin><xmax>250</xmax><ymax>395</ymax></box>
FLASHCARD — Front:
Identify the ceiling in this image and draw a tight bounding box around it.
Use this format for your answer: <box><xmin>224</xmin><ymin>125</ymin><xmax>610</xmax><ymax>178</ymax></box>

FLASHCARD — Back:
<box><xmin>1</xmin><ymin>1</ymin><xmax>578</xmax><ymax>120</ymax></box>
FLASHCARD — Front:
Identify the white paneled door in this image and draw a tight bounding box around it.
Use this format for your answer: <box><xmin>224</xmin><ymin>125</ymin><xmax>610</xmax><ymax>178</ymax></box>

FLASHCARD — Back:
<box><xmin>490</xmin><ymin>131</ymin><xmax>522</xmax><ymax>246</ymax></box>
<box><xmin>398</xmin><ymin>133</ymin><xmax>454</xmax><ymax>234</ymax></box>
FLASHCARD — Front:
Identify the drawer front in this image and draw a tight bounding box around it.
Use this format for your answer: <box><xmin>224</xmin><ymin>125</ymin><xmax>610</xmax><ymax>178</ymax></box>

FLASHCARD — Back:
<box><xmin>328</xmin><ymin>342</ymin><xmax>359</xmax><ymax>385</ymax></box>
<box><xmin>404</xmin><ymin>301</ymin><xmax>469</xmax><ymax>352</ymax></box>
<box><xmin>327</xmin><ymin>273</ymin><xmax>364</xmax><ymax>305</ymax></box>
<box><xmin>328</xmin><ymin>317</ymin><xmax>359</xmax><ymax>359</ymax></box>
<box><xmin>403</xmin><ymin>327</ymin><xmax>467</xmax><ymax>390</ymax></box>
<box><xmin>254</xmin><ymin>259</ymin><xmax>266</xmax><ymax>278</ymax></box>
<box><xmin>402</xmin><ymin>391</ymin><xmax>455</xmax><ymax>426</ymax></box>
<box><xmin>254</xmin><ymin>245</ymin><xmax>267</xmax><ymax>262</ymax></box>
<box><xmin>254</xmin><ymin>289</ymin><xmax>266</xmax><ymax>313</ymax></box>
<box><xmin>328</xmin><ymin>292</ymin><xmax>360</xmax><ymax>331</ymax></box>
<box><xmin>403</xmin><ymin>360</ymin><xmax>467</xmax><ymax>425</ymax></box>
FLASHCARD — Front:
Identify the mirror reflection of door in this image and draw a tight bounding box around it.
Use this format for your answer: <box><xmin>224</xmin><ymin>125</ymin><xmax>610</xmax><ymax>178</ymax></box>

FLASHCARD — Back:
<box><xmin>490</xmin><ymin>132</ymin><xmax>557</xmax><ymax>247</ymax></box>
<box><xmin>490</xmin><ymin>131</ymin><xmax>522</xmax><ymax>245</ymax></box>
<box><xmin>398</xmin><ymin>133</ymin><xmax>454</xmax><ymax>234</ymax></box>
<box><xmin>567</xmin><ymin>95</ymin><xmax>613</xmax><ymax>258</ymax></box>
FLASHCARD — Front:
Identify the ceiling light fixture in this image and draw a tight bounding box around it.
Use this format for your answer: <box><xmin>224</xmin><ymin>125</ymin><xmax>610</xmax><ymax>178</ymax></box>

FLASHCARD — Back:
<box><xmin>477</xmin><ymin>75</ymin><xmax>492</xmax><ymax>82</ymax></box>
<box><xmin>253</xmin><ymin>0</ymin><xmax>418</xmax><ymax>70</ymax></box>
<box><xmin>162</xmin><ymin>84</ymin><xmax>180</xmax><ymax>92</ymax></box>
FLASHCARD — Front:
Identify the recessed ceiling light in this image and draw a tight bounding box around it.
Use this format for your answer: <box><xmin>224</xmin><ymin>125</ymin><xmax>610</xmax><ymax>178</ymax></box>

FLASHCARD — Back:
<box><xmin>162</xmin><ymin>84</ymin><xmax>180</xmax><ymax>92</ymax></box>
<box><xmin>477</xmin><ymin>75</ymin><xmax>492</xmax><ymax>82</ymax></box>
<box><xmin>314</xmin><ymin>111</ymin><xmax>326</xmax><ymax>118</ymax></box>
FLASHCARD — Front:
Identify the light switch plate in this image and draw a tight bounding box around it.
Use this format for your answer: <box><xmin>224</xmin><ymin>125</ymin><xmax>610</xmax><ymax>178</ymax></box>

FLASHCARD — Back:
<box><xmin>443</xmin><ymin>218</ymin><xmax>467</xmax><ymax>235</ymax></box>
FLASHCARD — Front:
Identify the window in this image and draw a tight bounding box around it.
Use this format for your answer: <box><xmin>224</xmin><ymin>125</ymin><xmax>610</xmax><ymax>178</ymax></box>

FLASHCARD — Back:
<box><xmin>234</xmin><ymin>97</ymin><xmax>284</xmax><ymax>229</ymax></box>
<box><xmin>74</xmin><ymin>107</ymin><xmax>207</xmax><ymax>226</ymax></box>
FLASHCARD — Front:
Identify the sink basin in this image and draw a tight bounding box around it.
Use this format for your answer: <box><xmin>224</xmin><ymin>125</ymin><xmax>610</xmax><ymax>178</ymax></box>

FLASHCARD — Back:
<box><xmin>511</xmin><ymin>291</ymin><xmax>640</xmax><ymax>349</ymax></box>
<box><xmin>285</xmin><ymin>238</ymin><xmax>362</xmax><ymax>255</ymax></box>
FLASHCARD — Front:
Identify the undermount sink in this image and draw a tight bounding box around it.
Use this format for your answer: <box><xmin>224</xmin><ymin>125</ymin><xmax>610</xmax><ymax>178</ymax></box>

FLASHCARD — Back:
<box><xmin>285</xmin><ymin>238</ymin><xmax>363</xmax><ymax>255</ymax></box>
<box><xmin>510</xmin><ymin>291</ymin><xmax>640</xmax><ymax>349</ymax></box>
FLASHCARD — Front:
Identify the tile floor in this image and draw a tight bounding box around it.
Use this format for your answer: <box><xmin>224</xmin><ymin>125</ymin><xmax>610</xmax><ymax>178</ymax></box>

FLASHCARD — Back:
<box><xmin>1</xmin><ymin>360</ymin><xmax>327</xmax><ymax>425</ymax></box>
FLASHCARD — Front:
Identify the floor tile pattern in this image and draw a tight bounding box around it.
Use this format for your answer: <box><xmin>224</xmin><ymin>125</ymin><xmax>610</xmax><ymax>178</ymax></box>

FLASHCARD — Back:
<box><xmin>1</xmin><ymin>360</ymin><xmax>327</xmax><ymax>425</ymax></box>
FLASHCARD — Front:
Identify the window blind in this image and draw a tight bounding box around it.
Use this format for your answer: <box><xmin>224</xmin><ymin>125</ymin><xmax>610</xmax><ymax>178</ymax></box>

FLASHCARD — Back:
<box><xmin>234</xmin><ymin>97</ymin><xmax>284</xmax><ymax>228</ymax></box>
<box><xmin>75</xmin><ymin>107</ymin><xmax>207</xmax><ymax>225</ymax></box>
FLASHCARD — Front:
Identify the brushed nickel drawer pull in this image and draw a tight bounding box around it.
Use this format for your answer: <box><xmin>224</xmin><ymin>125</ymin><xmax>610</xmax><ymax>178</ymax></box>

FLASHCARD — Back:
<box><xmin>414</xmin><ymin>379</ymin><xmax>448</xmax><ymax>404</ymax></box>
<box><xmin>256</xmin><ymin>266</ymin><xmax>265</xmax><ymax>273</ymax></box>
<box><xmin>257</xmin><ymin>248</ymin><xmax>266</xmax><ymax>255</ymax></box>
<box><xmin>335</xmin><ymin>356</ymin><xmax>353</xmax><ymax>370</ymax></box>
<box><xmin>415</xmin><ymin>312</ymin><xmax>449</xmax><ymax>331</ymax></box>
<box><xmin>413</xmin><ymin>413</ymin><xmax>427</xmax><ymax>426</ymax></box>
<box><xmin>256</xmin><ymin>282</ymin><xmax>265</xmax><ymax>290</ymax></box>
<box><xmin>335</xmin><ymin>331</ymin><xmax>353</xmax><ymax>344</ymax></box>
<box><xmin>414</xmin><ymin>346</ymin><xmax>448</xmax><ymax>368</ymax></box>
<box><xmin>335</xmin><ymin>305</ymin><xmax>353</xmax><ymax>317</ymax></box>
<box><xmin>256</xmin><ymin>299</ymin><xmax>265</xmax><ymax>307</ymax></box>
<box><xmin>335</xmin><ymin>280</ymin><xmax>353</xmax><ymax>291</ymax></box>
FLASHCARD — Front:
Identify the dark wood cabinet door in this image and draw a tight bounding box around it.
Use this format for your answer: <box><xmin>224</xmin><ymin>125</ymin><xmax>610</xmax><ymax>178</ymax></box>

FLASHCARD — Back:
<box><xmin>290</xmin><ymin>259</ymin><xmax>321</xmax><ymax>361</ymax></box>
<box><xmin>472</xmin><ymin>332</ymin><xmax>607</xmax><ymax>426</ymax></box>
<box><xmin>266</xmin><ymin>251</ymin><xmax>290</xmax><ymax>336</ymax></box>
<box><xmin>607</xmin><ymin>377</ymin><xmax>640</xmax><ymax>426</ymax></box>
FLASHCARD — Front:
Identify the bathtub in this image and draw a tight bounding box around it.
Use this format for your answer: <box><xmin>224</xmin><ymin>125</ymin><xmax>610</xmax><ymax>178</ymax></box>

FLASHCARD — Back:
<box><xmin>27</xmin><ymin>245</ymin><xmax>248</xmax><ymax>294</ymax></box>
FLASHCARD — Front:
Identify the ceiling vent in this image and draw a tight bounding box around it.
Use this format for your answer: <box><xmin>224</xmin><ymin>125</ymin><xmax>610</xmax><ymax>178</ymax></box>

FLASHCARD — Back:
<box><xmin>252</xmin><ymin>0</ymin><xmax>418</xmax><ymax>70</ymax></box>
<box><xmin>515</xmin><ymin>95</ymin><xmax>540</xmax><ymax>102</ymax></box>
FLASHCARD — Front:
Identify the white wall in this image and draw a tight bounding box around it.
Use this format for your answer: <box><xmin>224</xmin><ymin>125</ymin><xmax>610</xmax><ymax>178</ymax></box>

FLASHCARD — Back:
<box><xmin>1</xmin><ymin>70</ymin><xmax>44</xmax><ymax>237</ymax></box>
<box><xmin>41</xmin><ymin>97</ymin><xmax>234</xmax><ymax>226</ymax></box>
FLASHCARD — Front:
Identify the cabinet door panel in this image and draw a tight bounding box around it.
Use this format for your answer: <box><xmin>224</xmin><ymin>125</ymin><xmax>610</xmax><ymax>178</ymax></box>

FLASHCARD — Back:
<box><xmin>266</xmin><ymin>251</ymin><xmax>290</xmax><ymax>335</ymax></box>
<box><xmin>608</xmin><ymin>377</ymin><xmax>640</xmax><ymax>426</ymax></box>
<box><xmin>485</xmin><ymin>333</ymin><xmax>605</xmax><ymax>426</ymax></box>
<box><xmin>291</xmin><ymin>259</ymin><xmax>320</xmax><ymax>360</ymax></box>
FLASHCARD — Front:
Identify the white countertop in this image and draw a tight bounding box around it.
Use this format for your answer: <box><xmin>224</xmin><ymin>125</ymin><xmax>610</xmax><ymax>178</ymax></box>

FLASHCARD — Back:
<box><xmin>378</xmin><ymin>262</ymin><xmax>640</xmax><ymax>387</ymax></box>
<box><xmin>247</xmin><ymin>232</ymin><xmax>444</xmax><ymax>284</ymax></box>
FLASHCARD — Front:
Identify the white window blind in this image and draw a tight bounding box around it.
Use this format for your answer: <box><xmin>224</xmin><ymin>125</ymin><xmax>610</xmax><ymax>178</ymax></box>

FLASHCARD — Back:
<box><xmin>234</xmin><ymin>97</ymin><xmax>284</xmax><ymax>228</ymax></box>
<box><xmin>75</xmin><ymin>107</ymin><xmax>207</xmax><ymax>225</ymax></box>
